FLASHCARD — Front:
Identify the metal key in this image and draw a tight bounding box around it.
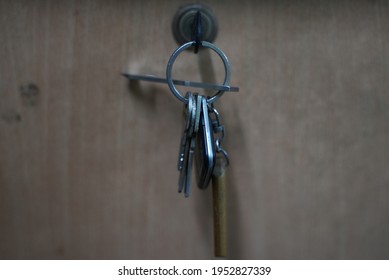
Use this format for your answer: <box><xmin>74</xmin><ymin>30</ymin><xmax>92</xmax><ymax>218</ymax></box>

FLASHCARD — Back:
<box><xmin>178</xmin><ymin>93</ymin><xmax>199</xmax><ymax>196</ymax></box>
<box><xmin>178</xmin><ymin>92</ymin><xmax>196</xmax><ymax>193</ymax></box>
<box><xmin>195</xmin><ymin>96</ymin><xmax>216</xmax><ymax>190</ymax></box>
<box><xmin>182</xmin><ymin>93</ymin><xmax>202</xmax><ymax>197</ymax></box>
<box><xmin>177</xmin><ymin>92</ymin><xmax>195</xmax><ymax>172</ymax></box>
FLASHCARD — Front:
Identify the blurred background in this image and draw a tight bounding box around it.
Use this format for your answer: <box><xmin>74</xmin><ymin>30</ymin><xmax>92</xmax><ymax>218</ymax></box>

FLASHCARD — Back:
<box><xmin>0</xmin><ymin>0</ymin><xmax>388</xmax><ymax>259</ymax></box>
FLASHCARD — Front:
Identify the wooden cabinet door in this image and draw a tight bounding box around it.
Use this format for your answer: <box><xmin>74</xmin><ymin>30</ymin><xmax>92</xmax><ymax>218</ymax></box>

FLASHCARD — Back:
<box><xmin>1</xmin><ymin>0</ymin><xmax>388</xmax><ymax>259</ymax></box>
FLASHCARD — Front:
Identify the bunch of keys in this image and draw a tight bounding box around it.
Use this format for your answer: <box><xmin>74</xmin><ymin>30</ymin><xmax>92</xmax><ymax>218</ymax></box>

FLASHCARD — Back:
<box><xmin>177</xmin><ymin>92</ymin><xmax>227</xmax><ymax>197</ymax></box>
<box><xmin>166</xmin><ymin>41</ymin><xmax>235</xmax><ymax>197</ymax></box>
<box><xmin>123</xmin><ymin>40</ymin><xmax>238</xmax><ymax>257</ymax></box>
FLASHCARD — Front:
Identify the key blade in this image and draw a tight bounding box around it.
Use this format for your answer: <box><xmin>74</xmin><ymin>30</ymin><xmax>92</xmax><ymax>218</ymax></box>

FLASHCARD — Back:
<box><xmin>195</xmin><ymin>96</ymin><xmax>216</xmax><ymax>189</ymax></box>
<box><xmin>178</xmin><ymin>93</ymin><xmax>197</xmax><ymax>195</ymax></box>
<box><xmin>185</xmin><ymin>137</ymin><xmax>196</xmax><ymax>197</ymax></box>
<box><xmin>194</xmin><ymin>94</ymin><xmax>202</xmax><ymax>134</ymax></box>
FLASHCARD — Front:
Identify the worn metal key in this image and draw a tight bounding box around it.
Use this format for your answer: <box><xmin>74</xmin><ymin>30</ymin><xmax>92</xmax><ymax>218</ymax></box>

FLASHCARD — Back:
<box><xmin>177</xmin><ymin>92</ymin><xmax>195</xmax><ymax>172</ymax></box>
<box><xmin>178</xmin><ymin>92</ymin><xmax>196</xmax><ymax>194</ymax></box>
<box><xmin>183</xmin><ymin>93</ymin><xmax>202</xmax><ymax>197</ymax></box>
<box><xmin>179</xmin><ymin>92</ymin><xmax>202</xmax><ymax>196</ymax></box>
<box><xmin>195</xmin><ymin>96</ymin><xmax>216</xmax><ymax>190</ymax></box>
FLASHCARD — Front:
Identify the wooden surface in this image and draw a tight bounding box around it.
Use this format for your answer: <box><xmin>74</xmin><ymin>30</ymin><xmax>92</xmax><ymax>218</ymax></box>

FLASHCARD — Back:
<box><xmin>1</xmin><ymin>0</ymin><xmax>389</xmax><ymax>259</ymax></box>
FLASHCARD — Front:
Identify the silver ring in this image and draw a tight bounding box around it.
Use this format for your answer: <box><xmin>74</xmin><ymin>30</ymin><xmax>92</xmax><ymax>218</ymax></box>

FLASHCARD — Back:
<box><xmin>166</xmin><ymin>41</ymin><xmax>231</xmax><ymax>104</ymax></box>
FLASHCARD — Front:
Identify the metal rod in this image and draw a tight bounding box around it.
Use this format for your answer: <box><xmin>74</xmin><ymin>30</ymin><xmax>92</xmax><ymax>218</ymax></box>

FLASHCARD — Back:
<box><xmin>212</xmin><ymin>156</ymin><xmax>228</xmax><ymax>257</ymax></box>
<box><xmin>122</xmin><ymin>73</ymin><xmax>239</xmax><ymax>92</ymax></box>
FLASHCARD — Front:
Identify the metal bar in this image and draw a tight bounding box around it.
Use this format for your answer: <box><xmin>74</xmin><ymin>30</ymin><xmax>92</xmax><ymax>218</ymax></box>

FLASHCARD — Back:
<box><xmin>122</xmin><ymin>73</ymin><xmax>239</xmax><ymax>92</ymax></box>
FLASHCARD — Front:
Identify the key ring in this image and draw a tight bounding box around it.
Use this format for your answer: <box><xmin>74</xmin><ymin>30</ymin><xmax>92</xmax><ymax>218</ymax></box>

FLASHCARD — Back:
<box><xmin>166</xmin><ymin>41</ymin><xmax>231</xmax><ymax>104</ymax></box>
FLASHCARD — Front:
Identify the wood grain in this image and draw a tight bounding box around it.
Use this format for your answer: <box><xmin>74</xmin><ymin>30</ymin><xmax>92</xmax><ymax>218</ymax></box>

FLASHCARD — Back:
<box><xmin>0</xmin><ymin>0</ymin><xmax>388</xmax><ymax>259</ymax></box>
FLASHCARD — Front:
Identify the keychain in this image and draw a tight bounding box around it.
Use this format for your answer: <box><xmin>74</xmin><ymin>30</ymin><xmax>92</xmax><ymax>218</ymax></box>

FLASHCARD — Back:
<box><xmin>123</xmin><ymin>4</ymin><xmax>238</xmax><ymax>257</ymax></box>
